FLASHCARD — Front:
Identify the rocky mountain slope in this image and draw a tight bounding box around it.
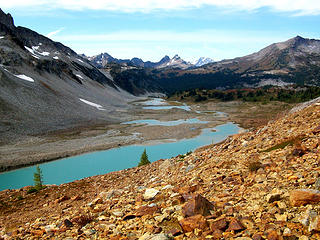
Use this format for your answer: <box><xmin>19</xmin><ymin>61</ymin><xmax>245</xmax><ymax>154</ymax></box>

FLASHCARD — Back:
<box><xmin>88</xmin><ymin>53</ymin><xmax>192</xmax><ymax>69</ymax></box>
<box><xmin>0</xmin><ymin>9</ymin><xmax>136</xmax><ymax>142</ymax></box>
<box><xmin>0</xmin><ymin>98</ymin><xmax>319</xmax><ymax>239</ymax></box>
<box><xmin>202</xmin><ymin>36</ymin><xmax>320</xmax><ymax>86</ymax></box>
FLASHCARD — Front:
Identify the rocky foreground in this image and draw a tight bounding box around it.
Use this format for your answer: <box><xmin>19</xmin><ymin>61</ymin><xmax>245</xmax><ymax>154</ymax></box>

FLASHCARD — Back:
<box><xmin>0</xmin><ymin>99</ymin><xmax>320</xmax><ymax>240</ymax></box>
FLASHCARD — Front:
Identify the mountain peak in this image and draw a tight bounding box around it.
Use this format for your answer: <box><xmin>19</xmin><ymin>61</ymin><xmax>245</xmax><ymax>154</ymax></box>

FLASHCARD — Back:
<box><xmin>173</xmin><ymin>54</ymin><xmax>181</xmax><ymax>60</ymax></box>
<box><xmin>193</xmin><ymin>57</ymin><xmax>214</xmax><ymax>67</ymax></box>
<box><xmin>99</xmin><ymin>52</ymin><xmax>113</xmax><ymax>58</ymax></box>
<box><xmin>286</xmin><ymin>35</ymin><xmax>308</xmax><ymax>46</ymax></box>
<box><xmin>0</xmin><ymin>8</ymin><xmax>15</xmax><ymax>30</ymax></box>
<box><xmin>158</xmin><ymin>55</ymin><xmax>170</xmax><ymax>64</ymax></box>
<box><xmin>294</xmin><ymin>35</ymin><xmax>304</xmax><ymax>40</ymax></box>
<box><xmin>161</xmin><ymin>55</ymin><xmax>170</xmax><ymax>60</ymax></box>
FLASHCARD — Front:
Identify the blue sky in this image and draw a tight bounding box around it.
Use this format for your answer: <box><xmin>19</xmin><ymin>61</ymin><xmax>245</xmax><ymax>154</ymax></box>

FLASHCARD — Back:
<box><xmin>2</xmin><ymin>1</ymin><xmax>320</xmax><ymax>62</ymax></box>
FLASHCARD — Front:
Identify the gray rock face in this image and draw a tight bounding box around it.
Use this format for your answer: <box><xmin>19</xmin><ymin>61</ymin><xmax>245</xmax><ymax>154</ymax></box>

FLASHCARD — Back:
<box><xmin>0</xmin><ymin>9</ymin><xmax>14</xmax><ymax>30</ymax></box>
<box><xmin>0</xmin><ymin>8</ymin><xmax>136</xmax><ymax>143</ymax></box>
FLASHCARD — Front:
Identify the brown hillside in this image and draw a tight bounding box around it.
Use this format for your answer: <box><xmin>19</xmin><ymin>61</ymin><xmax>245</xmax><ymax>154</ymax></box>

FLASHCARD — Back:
<box><xmin>0</xmin><ymin>100</ymin><xmax>320</xmax><ymax>239</ymax></box>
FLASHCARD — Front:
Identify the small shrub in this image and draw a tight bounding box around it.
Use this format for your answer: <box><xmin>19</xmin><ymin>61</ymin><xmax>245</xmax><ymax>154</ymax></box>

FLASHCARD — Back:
<box><xmin>17</xmin><ymin>195</ymin><xmax>23</xmax><ymax>200</ymax></box>
<box><xmin>27</xmin><ymin>188</ymin><xmax>38</xmax><ymax>194</ymax></box>
<box><xmin>261</xmin><ymin>140</ymin><xmax>294</xmax><ymax>153</ymax></box>
<box><xmin>138</xmin><ymin>149</ymin><xmax>150</xmax><ymax>167</ymax></box>
<box><xmin>0</xmin><ymin>200</ymin><xmax>7</xmax><ymax>207</ymax></box>
<box><xmin>186</xmin><ymin>151</ymin><xmax>192</xmax><ymax>156</ymax></box>
<box><xmin>176</xmin><ymin>155</ymin><xmax>185</xmax><ymax>162</ymax></box>
<box><xmin>248</xmin><ymin>161</ymin><xmax>263</xmax><ymax>172</ymax></box>
<box><xmin>33</xmin><ymin>165</ymin><xmax>44</xmax><ymax>190</ymax></box>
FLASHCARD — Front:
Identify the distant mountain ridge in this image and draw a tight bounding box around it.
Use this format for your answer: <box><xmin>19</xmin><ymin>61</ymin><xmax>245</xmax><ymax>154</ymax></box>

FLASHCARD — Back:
<box><xmin>198</xmin><ymin>35</ymin><xmax>320</xmax><ymax>87</ymax></box>
<box><xmin>87</xmin><ymin>53</ymin><xmax>211</xmax><ymax>69</ymax></box>
<box><xmin>108</xmin><ymin>36</ymin><xmax>320</xmax><ymax>95</ymax></box>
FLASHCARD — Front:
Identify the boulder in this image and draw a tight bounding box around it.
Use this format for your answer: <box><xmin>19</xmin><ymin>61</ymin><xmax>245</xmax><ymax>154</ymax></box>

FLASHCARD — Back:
<box><xmin>144</xmin><ymin>188</ymin><xmax>160</xmax><ymax>200</ymax></box>
<box><xmin>289</xmin><ymin>189</ymin><xmax>320</xmax><ymax>207</ymax></box>
<box><xmin>136</xmin><ymin>205</ymin><xmax>160</xmax><ymax>216</ymax></box>
<box><xmin>225</xmin><ymin>218</ymin><xmax>245</xmax><ymax>232</ymax></box>
<box><xmin>182</xmin><ymin>194</ymin><xmax>215</xmax><ymax>217</ymax></box>
<box><xmin>179</xmin><ymin>214</ymin><xmax>208</xmax><ymax>232</ymax></box>
<box><xmin>266</xmin><ymin>189</ymin><xmax>282</xmax><ymax>203</ymax></box>
<box><xmin>63</xmin><ymin>219</ymin><xmax>73</xmax><ymax>228</ymax></box>
<box><xmin>209</xmin><ymin>217</ymin><xmax>228</xmax><ymax>231</ymax></box>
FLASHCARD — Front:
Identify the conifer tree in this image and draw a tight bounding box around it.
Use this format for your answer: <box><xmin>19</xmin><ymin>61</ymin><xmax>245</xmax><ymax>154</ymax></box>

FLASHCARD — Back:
<box><xmin>138</xmin><ymin>148</ymin><xmax>150</xmax><ymax>167</ymax></box>
<box><xmin>33</xmin><ymin>165</ymin><xmax>43</xmax><ymax>190</ymax></box>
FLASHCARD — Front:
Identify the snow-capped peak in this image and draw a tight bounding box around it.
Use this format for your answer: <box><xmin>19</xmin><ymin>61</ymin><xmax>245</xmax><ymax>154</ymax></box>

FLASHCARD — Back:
<box><xmin>193</xmin><ymin>57</ymin><xmax>214</xmax><ymax>67</ymax></box>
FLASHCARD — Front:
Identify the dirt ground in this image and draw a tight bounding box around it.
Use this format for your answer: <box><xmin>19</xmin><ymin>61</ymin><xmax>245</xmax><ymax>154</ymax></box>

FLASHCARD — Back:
<box><xmin>0</xmin><ymin>99</ymin><xmax>294</xmax><ymax>172</ymax></box>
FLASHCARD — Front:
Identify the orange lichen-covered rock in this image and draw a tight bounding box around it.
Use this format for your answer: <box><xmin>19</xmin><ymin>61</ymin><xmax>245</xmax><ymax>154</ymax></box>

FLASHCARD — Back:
<box><xmin>225</xmin><ymin>218</ymin><xmax>245</xmax><ymax>232</ymax></box>
<box><xmin>182</xmin><ymin>194</ymin><xmax>215</xmax><ymax>217</ymax></box>
<box><xmin>208</xmin><ymin>217</ymin><xmax>228</xmax><ymax>231</ymax></box>
<box><xmin>289</xmin><ymin>189</ymin><xmax>320</xmax><ymax>206</ymax></box>
<box><xmin>179</xmin><ymin>214</ymin><xmax>208</xmax><ymax>232</ymax></box>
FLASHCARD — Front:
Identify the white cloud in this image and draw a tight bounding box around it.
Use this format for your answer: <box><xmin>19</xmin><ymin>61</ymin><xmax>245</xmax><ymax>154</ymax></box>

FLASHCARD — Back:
<box><xmin>46</xmin><ymin>28</ymin><xmax>64</xmax><ymax>38</ymax></box>
<box><xmin>2</xmin><ymin>0</ymin><xmax>320</xmax><ymax>15</ymax></box>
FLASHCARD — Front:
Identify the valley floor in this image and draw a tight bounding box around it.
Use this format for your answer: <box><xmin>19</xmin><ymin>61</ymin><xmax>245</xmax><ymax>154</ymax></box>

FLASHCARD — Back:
<box><xmin>0</xmin><ymin>100</ymin><xmax>294</xmax><ymax>172</ymax></box>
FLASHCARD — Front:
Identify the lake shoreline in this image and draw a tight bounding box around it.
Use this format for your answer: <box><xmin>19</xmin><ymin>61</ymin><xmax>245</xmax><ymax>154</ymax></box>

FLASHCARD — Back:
<box><xmin>0</xmin><ymin>99</ymin><xmax>294</xmax><ymax>174</ymax></box>
<box><xmin>0</xmin><ymin>116</ymin><xmax>225</xmax><ymax>174</ymax></box>
<box><xmin>0</xmin><ymin>124</ymin><xmax>200</xmax><ymax>173</ymax></box>
<box><xmin>0</xmin><ymin>122</ymin><xmax>241</xmax><ymax>190</ymax></box>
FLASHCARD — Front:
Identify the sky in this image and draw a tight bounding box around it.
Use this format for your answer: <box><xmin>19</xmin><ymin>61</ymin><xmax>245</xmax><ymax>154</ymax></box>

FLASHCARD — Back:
<box><xmin>2</xmin><ymin>1</ymin><xmax>320</xmax><ymax>62</ymax></box>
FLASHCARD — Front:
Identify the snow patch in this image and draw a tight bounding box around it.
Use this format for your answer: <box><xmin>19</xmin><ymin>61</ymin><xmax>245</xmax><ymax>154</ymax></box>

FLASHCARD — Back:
<box><xmin>39</xmin><ymin>51</ymin><xmax>50</xmax><ymax>56</ymax></box>
<box><xmin>53</xmin><ymin>56</ymin><xmax>59</xmax><ymax>60</ymax></box>
<box><xmin>0</xmin><ymin>36</ymin><xmax>4</xmax><ymax>39</ymax></box>
<box><xmin>25</xmin><ymin>46</ymin><xmax>35</xmax><ymax>55</ymax></box>
<box><xmin>31</xmin><ymin>55</ymin><xmax>40</xmax><ymax>59</ymax></box>
<box><xmin>25</xmin><ymin>46</ymin><xmax>50</xmax><ymax>57</ymax></box>
<box><xmin>2</xmin><ymin>67</ymin><xmax>34</xmax><ymax>83</ymax></box>
<box><xmin>77</xmin><ymin>59</ymin><xmax>85</xmax><ymax>63</ymax></box>
<box><xmin>76</xmin><ymin>74</ymin><xmax>83</xmax><ymax>79</ymax></box>
<box><xmin>79</xmin><ymin>98</ymin><xmax>105</xmax><ymax>111</ymax></box>
<box><xmin>25</xmin><ymin>46</ymin><xmax>41</xmax><ymax>58</ymax></box>
<box><xmin>15</xmin><ymin>74</ymin><xmax>34</xmax><ymax>83</ymax></box>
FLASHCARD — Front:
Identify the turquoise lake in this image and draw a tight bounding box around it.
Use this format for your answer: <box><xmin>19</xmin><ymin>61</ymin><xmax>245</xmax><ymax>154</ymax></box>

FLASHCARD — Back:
<box><xmin>122</xmin><ymin>118</ymin><xmax>208</xmax><ymax>126</ymax></box>
<box><xmin>0</xmin><ymin>122</ymin><xmax>240</xmax><ymax>191</ymax></box>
